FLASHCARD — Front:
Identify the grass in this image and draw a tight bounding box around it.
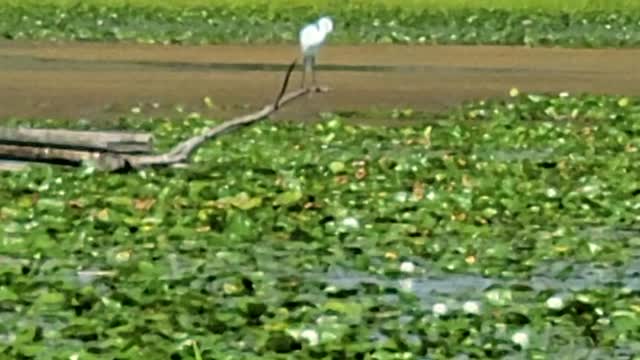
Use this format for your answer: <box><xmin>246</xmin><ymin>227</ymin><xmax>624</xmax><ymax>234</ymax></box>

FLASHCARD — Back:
<box><xmin>1</xmin><ymin>0</ymin><xmax>639</xmax><ymax>12</ymax></box>
<box><xmin>2</xmin><ymin>1</ymin><xmax>640</xmax><ymax>47</ymax></box>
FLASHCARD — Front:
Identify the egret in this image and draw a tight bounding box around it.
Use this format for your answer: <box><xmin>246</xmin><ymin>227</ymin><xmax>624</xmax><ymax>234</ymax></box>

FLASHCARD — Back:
<box><xmin>299</xmin><ymin>16</ymin><xmax>333</xmax><ymax>88</ymax></box>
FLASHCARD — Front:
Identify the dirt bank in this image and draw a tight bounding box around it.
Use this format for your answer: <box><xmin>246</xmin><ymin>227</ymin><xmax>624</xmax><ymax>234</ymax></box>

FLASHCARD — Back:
<box><xmin>1</xmin><ymin>41</ymin><xmax>638</xmax><ymax>121</ymax></box>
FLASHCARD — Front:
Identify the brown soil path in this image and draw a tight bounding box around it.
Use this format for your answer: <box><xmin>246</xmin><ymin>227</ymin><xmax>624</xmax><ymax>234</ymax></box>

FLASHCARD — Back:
<box><xmin>1</xmin><ymin>41</ymin><xmax>639</xmax><ymax>121</ymax></box>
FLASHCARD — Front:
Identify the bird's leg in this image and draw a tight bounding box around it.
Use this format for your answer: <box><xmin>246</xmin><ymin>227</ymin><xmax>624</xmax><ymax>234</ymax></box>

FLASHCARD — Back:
<box><xmin>311</xmin><ymin>56</ymin><xmax>317</xmax><ymax>88</ymax></box>
<box><xmin>301</xmin><ymin>56</ymin><xmax>310</xmax><ymax>89</ymax></box>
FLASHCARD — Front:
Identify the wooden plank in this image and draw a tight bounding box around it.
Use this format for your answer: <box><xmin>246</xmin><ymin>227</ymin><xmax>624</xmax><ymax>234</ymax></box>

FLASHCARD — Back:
<box><xmin>0</xmin><ymin>144</ymin><xmax>125</xmax><ymax>170</ymax></box>
<box><xmin>0</xmin><ymin>127</ymin><xmax>153</xmax><ymax>154</ymax></box>
<box><xmin>0</xmin><ymin>160</ymin><xmax>31</xmax><ymax>172</ymax></box>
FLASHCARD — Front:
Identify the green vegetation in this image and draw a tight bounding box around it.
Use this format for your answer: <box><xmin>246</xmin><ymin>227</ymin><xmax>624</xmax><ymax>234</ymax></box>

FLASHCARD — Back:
<box><xmin>3</xmin><ymin>0</ymin><xmax>640</xmax><ymax>12</ymax></box>
<box><xmin>1</xmin><ymin>2</ymin><xmax>640</xmax><ymax>47</ymax></box>
<box><xmin>2</xmin><ymin>93</ymin><xmax>640</xmax><ymax>358</ymax></box>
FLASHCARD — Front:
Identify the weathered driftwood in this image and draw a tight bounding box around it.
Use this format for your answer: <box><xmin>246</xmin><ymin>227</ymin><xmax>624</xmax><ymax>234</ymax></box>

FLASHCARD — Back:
<box><xmin>0</xmin><ymin>160</ymin><xmax>30</xmax><ymax>172</ymax></box>
<box><xmin>0</xmin><ymin>144</ymin><xmax>112</xmax><ymax>166</ymax></box>
<box><xmin>0</xmin><ymin>59</ymin><xmax>328</xmax><ymax>172</ymax></box>
<box><xmin>0</xmin><ymin>127</ymin><xmax>153</xmax><ymax>154</ymax></box>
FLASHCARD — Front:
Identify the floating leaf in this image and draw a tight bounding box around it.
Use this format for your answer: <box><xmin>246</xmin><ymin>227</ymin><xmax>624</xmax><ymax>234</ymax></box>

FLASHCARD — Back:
<box><xmin>274</xmin><ymin>190</ymin><xmax>303</xmax><ymax>206</ymax></box>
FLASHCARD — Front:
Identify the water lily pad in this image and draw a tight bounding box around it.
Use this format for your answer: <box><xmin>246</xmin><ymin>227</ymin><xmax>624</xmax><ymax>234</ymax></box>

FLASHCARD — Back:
<box><xmin>3</xmin><ymin>92</ymin><xmax>640</xmax><ymax>358</ymax></box>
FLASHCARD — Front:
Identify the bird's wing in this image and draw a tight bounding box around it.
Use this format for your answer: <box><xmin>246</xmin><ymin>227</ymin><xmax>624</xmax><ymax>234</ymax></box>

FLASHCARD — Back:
<box><xmin>299</xmin><ymin>23</ymin><xmax>322</xmax><ymax>51</ymax></box>
<box><xmin>299</xmin><ymin>25</ymin><xmax>315</xmax><ymax>44</ymax></box>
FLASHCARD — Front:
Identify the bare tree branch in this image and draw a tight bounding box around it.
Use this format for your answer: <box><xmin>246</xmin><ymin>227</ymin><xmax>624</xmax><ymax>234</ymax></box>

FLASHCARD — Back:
<box><xmin>274</xmin><ymin>58</ymin><xmax>297</xmax><ymax>110</ymax></box>
<box><xmin>0</xmin><ymin>62</ymin><xmax>329</xmax><ymax>171</ymax></box>
<box><xmin>119</xmin><ymin>60</ymin><xmax>329</xmax><ymax>170</ymax></box>
<box><xmin>125</xmin><ymin>85</ymin><xmax>327</xmax><ymax>169</ymax></box>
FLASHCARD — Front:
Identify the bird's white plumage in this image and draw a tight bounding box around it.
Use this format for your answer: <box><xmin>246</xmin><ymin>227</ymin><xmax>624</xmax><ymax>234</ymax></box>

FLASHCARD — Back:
<box><xmin>299</xmin><ymin>16</ymin><xmax>333</xmax><ymax>56</ymax></box>
<box><xmin>298</xmin><ymin>16</ymin><xmax>333</xmax><ymax>88</ymax></box>
<box><xmin>317</xmin><ymin>16</ymin><xmax>334</xmax><ymax>35</ymax></box>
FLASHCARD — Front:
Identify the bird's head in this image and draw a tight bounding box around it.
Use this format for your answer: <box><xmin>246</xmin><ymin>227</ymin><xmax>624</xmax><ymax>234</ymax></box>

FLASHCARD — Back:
<box><xmin>317</xmin><ymin>16</ymin><xmax>333</xmax><ymax>34</ymax></box>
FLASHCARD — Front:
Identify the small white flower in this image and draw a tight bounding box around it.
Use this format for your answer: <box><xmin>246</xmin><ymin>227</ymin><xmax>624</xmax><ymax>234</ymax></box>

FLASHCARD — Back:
<box><xmin>462</xmin><ymin>301</ymin><xmax>481</xmax><ymax>315</ymax></box>
<box><xmin>546</xmin><ymin>296</ymin><xmax>564</xmax><ymax>310</ymax></box>
<box><xmin>511</xmin><ymin>331</ymin><xmax>529</xmax><ymax>348</ymax></box>
<box><xmin>546</xmin><ymin>188</ymin><xmax>558</xmax><ymax>198</ymax></box>
<box><xmin>341</xmin><ymin>217</ymin><xmax>360</xmax><ymax>229</ymax></box>
<box><xmin>432</xmin><ymin>302</ymin><xmax>448</xmax><ymax>316</ymax></box>
<box><xmin>399</xmin><ymin>261</ymin><xmax>416</xmax><ymax>274</ymax></box>
<box><xmin>69</xmin><ymin>354</ymin><xmax>80</xmax><ymax>360</ymax></box>
<box><xmin>299</xmin><ymin>329</ymin><xmax>320</xmax><ymax>346</ymax></box>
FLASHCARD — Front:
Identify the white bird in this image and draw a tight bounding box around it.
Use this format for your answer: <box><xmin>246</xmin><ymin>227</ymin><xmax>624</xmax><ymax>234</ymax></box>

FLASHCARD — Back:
<box><xmin>299</xmin><ymin>16</ymin><xmax>333</xmax><ymax>88</ymax></box>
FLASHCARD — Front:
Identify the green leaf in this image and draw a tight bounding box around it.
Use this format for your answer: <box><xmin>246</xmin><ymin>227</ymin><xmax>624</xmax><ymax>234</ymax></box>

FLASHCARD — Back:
<box><xmin>274</xmin><ymin>190</ymin><xmax>303</xmax><ymax>206</ymax></box>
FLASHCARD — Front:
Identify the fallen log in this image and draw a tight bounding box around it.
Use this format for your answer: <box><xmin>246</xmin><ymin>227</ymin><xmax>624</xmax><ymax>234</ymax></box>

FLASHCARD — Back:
<box><xmin>0</xmin><ymin>144</ymin><xmax>124</xmax><ymax>170</ymax></box>
<box><xmin>0</xmin><ymin>127</ymin><xmax>153</xmax><ymax>154</ymax></box>
<box><xmin>0</xmin><ymin>160</ymin><xmax>31</xmax><ymax>172</ymax></box>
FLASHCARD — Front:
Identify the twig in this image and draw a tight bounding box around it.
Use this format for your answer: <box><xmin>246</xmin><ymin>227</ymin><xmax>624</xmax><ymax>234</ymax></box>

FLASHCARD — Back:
<box><xmin>274</xmin><ymin>58</ymin><xmax>297</xmax><ymax>110</ymax></box>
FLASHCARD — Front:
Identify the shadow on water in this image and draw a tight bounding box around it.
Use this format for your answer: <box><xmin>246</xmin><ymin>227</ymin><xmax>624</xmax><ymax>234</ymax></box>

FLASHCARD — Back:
<box><xmin>320</xmin><ymin>256</ymin><xmax>640</xmax><ymax>306</ymax></box>
<box><xmin>1</xmin><ymin>248</ymin><xmax>638</xmax><ymax>355</ymax></box>
<box><xmin>2</xmin><ymin>224</ymin><xmax>639</xmax><ymax>353</ymax></box>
